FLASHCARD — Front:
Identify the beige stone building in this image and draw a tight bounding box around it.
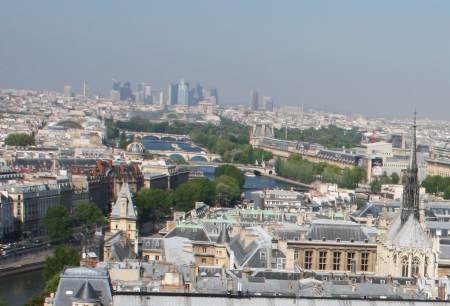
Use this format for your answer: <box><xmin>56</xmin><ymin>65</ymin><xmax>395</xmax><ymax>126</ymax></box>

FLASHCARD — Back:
<box><xmin>284</xmin><ymin>220</ymin><xmax>377</xmax><ymax>274</ymax></box>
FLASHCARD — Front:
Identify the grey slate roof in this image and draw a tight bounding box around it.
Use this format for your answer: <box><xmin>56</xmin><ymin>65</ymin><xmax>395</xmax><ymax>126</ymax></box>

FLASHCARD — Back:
<box><xmin>164</xmin><ymin>225</ymin><xmax>210</xmax><ymax>242</ymax></box>
<box><xmin>53</xmin><ymin>267</ymin><xmax>112</xmax><ymax>306</ymax></box>
<box><xmin>73</xmin><ymin>280</ymin><xmax>100</xmax><ymax>302</ymax></box>
<box><xmin>306</xmin><ymin>220</ymin><xmax>369</xmax><ymax>242</ymax></box>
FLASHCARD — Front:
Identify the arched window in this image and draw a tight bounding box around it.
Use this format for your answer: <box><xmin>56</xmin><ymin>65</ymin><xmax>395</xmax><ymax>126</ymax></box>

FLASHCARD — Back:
<box><xmin>411</xmin><ymin>257</ymin><xmax>420</xmax><ymax>276</ymax></box>
<box><xmin>424</xmin><ymin>257</ymin><xmax>429</xmax><ymax>277</ymax></box>
<box><xmin>401</xmin><ymin>257</ymin><xmax>409</xmax><ymax>277</ymax></box>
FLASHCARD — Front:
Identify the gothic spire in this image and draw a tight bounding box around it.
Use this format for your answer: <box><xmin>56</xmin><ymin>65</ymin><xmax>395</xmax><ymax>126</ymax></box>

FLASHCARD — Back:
<box><xmin>400</xmin><ymin>112</ymin><xmax>420</xmax><ymax>224</ymax></box>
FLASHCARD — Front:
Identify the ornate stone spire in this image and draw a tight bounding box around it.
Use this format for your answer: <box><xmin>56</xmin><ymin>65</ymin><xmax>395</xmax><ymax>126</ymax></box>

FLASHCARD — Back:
<box><xmin>400</xmin><ymin>112</ymin><xmax>420</xmax><ymax>224</ymax></box>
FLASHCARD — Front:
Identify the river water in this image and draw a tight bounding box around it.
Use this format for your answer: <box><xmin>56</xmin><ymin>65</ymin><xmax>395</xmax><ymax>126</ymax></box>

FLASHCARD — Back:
<box><xmin>0</xmin><ymin>166</ymin><xmax>303</xmax><ymax>305</ymax></box>
<box><xmin>0</xmin><ymin>269</ymin><xmax>44</xmax><ymax>306</ymax></box>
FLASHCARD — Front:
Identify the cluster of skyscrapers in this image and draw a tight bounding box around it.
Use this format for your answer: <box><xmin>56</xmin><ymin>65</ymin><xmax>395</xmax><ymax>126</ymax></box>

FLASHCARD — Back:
<box><xmin>250</xmin><ymin>90</ymin><xmax>274</xmax><ymax>112</ymax></box>
<box><xmin>110</xmin><ymin>78</ymin><xmax>219</xmax><ymax>107</ymax></box>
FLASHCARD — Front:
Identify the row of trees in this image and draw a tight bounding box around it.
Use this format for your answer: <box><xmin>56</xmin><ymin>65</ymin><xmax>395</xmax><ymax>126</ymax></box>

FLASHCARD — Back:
<box><xmin>43</xmin><ymin>201</ymin><xmax>106</xmax><ymax>243</ymax></box>
<box><xmin>275</xmin><ymin>154</ymin><xmax>366</xmax><ymax>188</ymax></box>
<box><xmin>274</xmin><ymin>125</ymin><xmax>362</xmax><ymax>149</ymax></box>
<box><xmin>135</xmin><ymin>165</ymin><xmax>245</xmax><ymax>224</ymax></box>
<box><xmin>370</xmin><ymin>172</ymin><xmax>400</xmax><ymax>193</ymax></box>
<box><xmin>4</xmin><ymin>133</ymin><xmax>35</xmax><ymax>146</ymax></box>
<box><xmin>422</xmin><ymin>175</ymin><xmax>450</xmax><ymax>199</ymax></box>
<box><xmin>110</xmin><ymin>117</ymin><xmax>273</xmax><ymax>164</ymax></box>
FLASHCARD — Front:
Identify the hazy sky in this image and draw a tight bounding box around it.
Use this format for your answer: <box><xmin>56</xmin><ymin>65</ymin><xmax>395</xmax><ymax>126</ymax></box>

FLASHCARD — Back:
<box><xmin>1</xmin><ymin>1</ymin><xmax>450</xmax><ymax>119</ymax></box>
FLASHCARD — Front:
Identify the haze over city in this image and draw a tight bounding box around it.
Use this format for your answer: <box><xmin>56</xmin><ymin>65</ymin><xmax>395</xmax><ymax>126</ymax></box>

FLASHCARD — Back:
<box><xmin>1</xmin><ymin>0</ymin><xmax>450</xmax><ymax>119</ymax></box>
<box><xmin>3</xmin><ymin>1</ymin><xmax>450</xmax><ymax>306</ymax></box>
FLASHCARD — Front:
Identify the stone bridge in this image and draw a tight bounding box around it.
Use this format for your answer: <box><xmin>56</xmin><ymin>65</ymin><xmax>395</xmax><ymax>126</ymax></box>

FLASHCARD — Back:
<box><xmin>149</xmin><ymin>151</ymin><xmax>222</xmax><ymax>162</ymax></box>
<box><xmin>120</xmin><ymin>130</ymin><xmax>191</xmax><ymax>142</ymax></box>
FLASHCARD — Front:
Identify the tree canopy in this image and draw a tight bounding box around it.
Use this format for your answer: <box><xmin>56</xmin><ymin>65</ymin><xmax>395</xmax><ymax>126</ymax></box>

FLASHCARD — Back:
<box><xmin>214</xmin><ymin>164</ymin><xmax>245</xmax><ymax>188</ymax></box>
<box><xmin>43</xmin><ymin>245</ymin><xmax>80</xmax><ymax>281</ymax></box>
<box><xmin>4</xmin><ymin>133</ymin><xmax>35</xmax><ymax>146</ymax></box>
<box><xmin>73</xmin><ymin>201</ymin><xmax>106</xmax><ymax>233</ymax></box>
<box><xmin>276</xmin><ymin>153</ymin><xmax>366</xmax><ymax>188</ymax></box>
<box><xmin>215</xmin><ymin>175</ymin><xmax>241</xmax><ymax>206</ymax></box>
<box><xmin>135</xmin><ymin>188</ymin><xmax>173</xmax><ymax>222</ymax></box>
<box><xmin>173</xmin><ymin>178</ymin><xmax>216</xmax><ymax>211</ymax></box>
<box><xmin>422</xmin><ymin>175</ymin><xmax>450</xmax><ymax>198</ymax></box>
<box><xmin>274</xmin><ymin>125</ymin><xmax>362</xmax><ymax>149</ymax></box>
<box><xmin>43</xmin><ymin>205</ymin><xmax>73</xmax><ymax>243</ymax></box>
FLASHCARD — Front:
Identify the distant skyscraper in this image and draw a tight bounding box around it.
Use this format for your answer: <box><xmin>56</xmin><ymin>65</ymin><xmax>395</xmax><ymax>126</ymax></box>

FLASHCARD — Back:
<box><xmin>177</xmin><ymin>79</ymin><xmax>189</xmax><ymax>105</ymax></box>
<box><xmin>210</xmin><ymin>88</ymin><xmax>219</xmax><ymax>105</ymax></box>
<box><xmin>262</xmin><ymin>96</ymin><xmax>274</xmax><ymax>112</ymax></box>
<box><xmin>82</xmin><ymin>81</ymin><xmax>88</xmax><ymax>97</ymax></box>
<box><xmin>167</xmin><ymin>83</ymin><xmax>178</xmax><ymax>105</ymax></box>
<box><xmin>144</xmin><ymin>85</ymin><xmax>152</xmax><ymax>104</ymax></box>
<box><xmin>250</xmin><ymin>90</ymin><xmax>259</xmax><ymax>110</ymax></box>
<box><xmin>120</xmin><ymin>81</ymin><xmax>133</xmax><ymax>101</ymax></box>
<box><xmin>63</xmin><ymin>85</ymin><xmax>72</xmax><ymax>97</ymax></box>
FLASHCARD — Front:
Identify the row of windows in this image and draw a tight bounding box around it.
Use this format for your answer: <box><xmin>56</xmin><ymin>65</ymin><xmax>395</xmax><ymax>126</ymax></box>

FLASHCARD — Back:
<box><xmin>295</xmin><ymin>249</ymin><xmax>370</xmax><ymax>271</ymax></box>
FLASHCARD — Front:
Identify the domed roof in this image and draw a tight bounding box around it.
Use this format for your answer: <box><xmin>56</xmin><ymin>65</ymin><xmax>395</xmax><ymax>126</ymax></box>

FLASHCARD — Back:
<box><xmin>126</xmin><ymin>142</ymin><xmax>145</xmax><ymax>154</ymax></box>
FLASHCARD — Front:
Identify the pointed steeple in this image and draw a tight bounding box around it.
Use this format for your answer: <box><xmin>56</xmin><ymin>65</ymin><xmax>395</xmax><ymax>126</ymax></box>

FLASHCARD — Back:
<box><xmin>400</xmin><ymin>112</ymin><xmax>420</xmax><ymax>224</ymax></box>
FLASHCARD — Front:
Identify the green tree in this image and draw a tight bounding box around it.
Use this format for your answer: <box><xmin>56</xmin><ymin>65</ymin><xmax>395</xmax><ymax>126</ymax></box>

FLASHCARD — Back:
<box><xmin>135</xmin><ymin>188</ymin><xmax>173</xmax><ymax>222</ymax></box>
<box><xmin>173</xmin><ymin>179</ymin><xmax>216</xmax><ymax>211</ymax></box>
<box><xmin>4</xmin><ymin>133</ymin><xmax>35</xmax><ymax>146</ymax></box>
<box><xmin>43</xmin><ymin>205</ymin><xmax>73</xmax><ymax>243</ymax></box>
<box><xmin>390</xmin><ymin>172</ymin><xmax>400</xmax><ymax>184</ymax></box>
<box><xmin>214</xmin><ymin>165</ymin><xmax>245</xmax><ymax>188</ymax></box>
<box><xmin>0</xmin><ymin>297</ymin><xmax>8</xmax><ymax>306</ymax></box>
<box><xmin>370</xmin><ymin>179</ymin><xmax>383</xmax><ymax>193</ymax></box>
<box><xmin>73</xmin><ymin>201</ymin><xmax>106</xmax><ymax>234</ymax></box>
<box><xmin>444</xmin><ymin>186</ymin><xmax>450</xmax><ymax>200</ymax></box>
<box><xmin>43</xmin><ymin>245</ymin><xmax>80</xmax><ymax>281</ymax></box>
<box><xmin>215</xmin><ymin>175</ymin><xmax>241</xmax><ymax>206</ymax></box>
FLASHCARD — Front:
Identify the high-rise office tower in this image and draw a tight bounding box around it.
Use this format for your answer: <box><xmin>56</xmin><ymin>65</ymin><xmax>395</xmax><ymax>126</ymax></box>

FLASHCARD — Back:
<box><xmin>210</xmin><ymin>88</ymin><xmax>219</xmax><ymax>105</ymax></box>
<box><xmin>120</xmin><ymin>82</ymin><xmax>133</xmax><ymax>101</ymax></box>
<box><xmin>188</xmin><ymin>88</ymin><xmax>197</xmax><ymax>106</ymax></box>
<box><xmin>167</xmin><ymin>83</ymin><xmax>178</xmax><ymax>105</ymax></box>
<box><xmin>250</xmin><ymin>90</ymin><xmax>259</xmax><ymax>110</ymax></box>
<box><xmin>144</xmin><ymin>85</ymin><xmax>152</xmax><ymax>104</ymax></box>
<box><xmin>262</xmin><ymin>96</ymin><xmax>274</xmax><ymax>112</ymax></box>
<box><xmin>112</xmin><ymin>79</ymin><xmax>121</xmax><ymax>91</ymax></box>
<box><xmin>63</xmin><ymin>85</ymin><xmax>72</xmax><ymax>97</ymax></box>
<box><xmin>177</xmin><ymin>79</ymin><xmax>189</xmax><ymax>105</ymax></box>
<box><xmin>82</xmin><ymin>80</ymin><xmax>89</xmax><ymax>98</ymax></box>
<box><xmin>196</xmin><ymin>83</ymin><xmax>203</xmax><ymax>99</ymax></box>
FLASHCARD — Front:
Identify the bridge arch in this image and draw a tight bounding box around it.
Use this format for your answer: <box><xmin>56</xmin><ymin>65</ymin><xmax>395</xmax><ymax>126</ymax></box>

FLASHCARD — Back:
<box><xmin>141</xmin><ymin>135</ymin><xmax>160</xmax><ymax>141</ymax></box>
<box><xmin>212</xmin><ymin>157</ymin><xmax>222</xmax><ymax>162</ymax></box>
<box><xmin>161</xmin><ymin>136</ymin><xmax>177</xmax><ymax>141</ymax></box>
<box><xmin>190</xmin><ymin>155</ymin><xmax>208</xmax><ymax>162</ymax></box>
<box><xmin>168</xmin><ymin>153</ymin><xmax>185</xmax><ymax>161</ymax></box>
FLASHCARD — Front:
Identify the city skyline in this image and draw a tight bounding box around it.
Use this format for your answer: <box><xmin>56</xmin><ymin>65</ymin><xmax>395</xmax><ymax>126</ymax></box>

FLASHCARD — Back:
<box><xmin>1</xmin><ymin>1</ymin><xmax>450</xmax><ymax>119</ymax></box>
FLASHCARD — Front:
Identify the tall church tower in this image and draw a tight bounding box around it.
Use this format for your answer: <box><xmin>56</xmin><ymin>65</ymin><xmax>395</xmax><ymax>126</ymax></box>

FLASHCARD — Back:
<box><xmin>376</xmin><ymin>113</ymin><xmax>439</xmax><ymax>278</ymax></box>
<box><xmin>110</xmin><ymin>182</ymin><xmax>138</xmax><ymax>254</ymax></box>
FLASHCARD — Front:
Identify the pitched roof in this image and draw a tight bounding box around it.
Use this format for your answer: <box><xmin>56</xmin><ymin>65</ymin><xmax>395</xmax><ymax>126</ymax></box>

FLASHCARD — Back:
<box><xmin>111</xmin><ymin>182</ymin><xmax>137</xmax><ymax>220</ymax></box>
<box><xmin>386</xmin><ymin>214</ymin><xmax>432</xmax><ymax>248</ymax></box>
<box><xmin>306</xmin><ymin>220</ymin><xmax>369</xmax><ymax>242</ymax></box>
<box><xmin>73</xmin><ymin>280</ymin><xmax>99</xmax><ymax>302</ymax></box>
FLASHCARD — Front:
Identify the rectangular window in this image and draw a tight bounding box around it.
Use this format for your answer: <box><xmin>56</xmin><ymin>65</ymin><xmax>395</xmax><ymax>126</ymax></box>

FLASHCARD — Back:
<box><xmin>347</xmin><ymin>252</ymin><xmax>355</xmax><ymax>271</ymax></box>
<box><xmin>333</xmin><ymin>252</ymin><xmax>341</xmax><ymax>271</ymax></box>
<box><xmin>202</xmin><ymin>247</ymin><xmax>207</xmax><ymax>253</ymax></box>
<box><xmin>319</xmin><ymin>251</ymin><xmax>327</xmax><ymax>270</ymax></box>
<box><xmin>201</xmin><ymin>258</ymin><xmax>206</xmax><ymax>264</ymax></box>
<box><xmin>360</xmin><ymin>252</ymin><xmax>369</xmax><ymax>271</ymax></box>
<box><xmin>304</xmin><ymin>250</ymin><xmax>313</xmax><ymax>269</ymax></box>
<box><xmin>294</xmin><ymin>249</ymin><xmax>299</xmax><ymax>260</ymax></box>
